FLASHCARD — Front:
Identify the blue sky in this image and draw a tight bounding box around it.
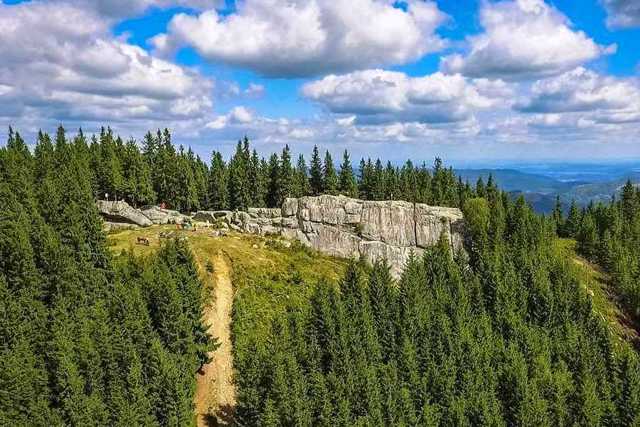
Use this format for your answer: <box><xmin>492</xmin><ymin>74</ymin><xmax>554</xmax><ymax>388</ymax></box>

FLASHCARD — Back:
<box><xmin>0</xmin><ymin>0</ymin><xmax>639</xmax><ymax>164</ymax></box>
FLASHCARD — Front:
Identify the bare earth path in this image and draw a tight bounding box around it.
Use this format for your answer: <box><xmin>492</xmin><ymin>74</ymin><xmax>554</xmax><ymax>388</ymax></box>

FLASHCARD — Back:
<box><xmin>194</xmin><ymin>252</ymin><xmax>236</xmax><ymax>427</ymax></box>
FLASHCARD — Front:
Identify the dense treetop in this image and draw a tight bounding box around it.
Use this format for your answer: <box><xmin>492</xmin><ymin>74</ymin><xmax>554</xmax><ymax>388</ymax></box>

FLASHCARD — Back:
<box><xmin>557</xmin><ymin>182</ymin><xmax>640</xmax><ymax>322</ymax></box>
<box><xmin>25</xmin><ymin>126</ymin><xmax>471</xmax><ymax>212</ymax></box>
<box><xmin>234</xmin><ymin>189</ymin><xmax>640</xmax><ymax>426</ymax></box>
<box><xmin>0</xmin><ymin>126</ymin><xmax>216</xmax><ymax>425</ymax></box>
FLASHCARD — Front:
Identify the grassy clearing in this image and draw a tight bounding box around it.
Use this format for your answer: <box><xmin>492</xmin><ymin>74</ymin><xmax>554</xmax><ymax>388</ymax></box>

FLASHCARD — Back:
<box><xmin>107</xmin><ymin>224</ymin><xmax>349</xmax><ymax>356</ymax></box>
<box><xmin>553</xmin><ymin>238</ymin><xmax>639</xmax><ymax>346</ymax></box>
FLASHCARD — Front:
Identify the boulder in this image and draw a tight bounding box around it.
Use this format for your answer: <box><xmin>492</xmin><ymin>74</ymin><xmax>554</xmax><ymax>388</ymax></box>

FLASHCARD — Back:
<box><xmin>232</xmin><ymin>211</ymin><xmax>251</xmax><ymax>225</ymax></box>
<box><xmin>103</xmin><ymin>221</ymin><xmax>139</xmax><ymax>233</ymax></box>
<box><xmin>141</xmin><ymin>206</ymin><xmax>189</xmax><ymax>225</ymax></box>
<box><xmin>248</xmin><ymin>207</ymin><xmax>282</xmax><ymax>218</ymax></box>
<box><xmin>261</xmin><ymin>225</ymin><xmax>281</xmax><ymax>236</ymax></box>
<box><xmin>96</xmin><ymin>200</ymin><xmax>152</xmax><ymax>227</ymax></box>
<box><xmin>281</xmin><ymin>217</ymin><xmax>298</xmax><ymax>229</ymax></box>
<box><xmin>193</xmin><ymin>210</ymin><xmax>232</xmax><ymax>223</ymax></box>
<box><xmin>303</xmin><ymin>222</ymin><xmax>360</xmax><ymax>259</ymax></box>
<box><xmin>282</xmin><ymin>198</ymin><xmax>299</xmax><ymax>217</ymax></box>
<box><xmin>281</xmin><ymin>228</ymin><xmax>310</xmax><ymax>246</ymax></box>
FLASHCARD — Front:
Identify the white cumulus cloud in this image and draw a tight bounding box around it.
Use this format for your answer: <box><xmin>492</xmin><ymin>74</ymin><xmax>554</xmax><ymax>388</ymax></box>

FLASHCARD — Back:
<box><xmin>515</xmin><ymin>67</ymin><xmax>640</xmax><ymax>124</ymax></box>
<box><xmin>153</xmin><ymin>0</ymin><xmax>447</xmax><ymax>77</ymax></box>
<box><xmin>603</xmin><ymin>0</ymin><xmax>640</xmax><ymax>28</ymax></box>
<box><xmin>441</xmin><ymin>0</ymin><xmax>613</xmax><ymax>80</ymax></box>
<box><xmin>302</xmin><ymin>69</ymin><xmax>509</xmax><ymax>125</ymax></box>
<box><xmin>206</xmin><ymin>106</ymin><xmax>254</xmax><ymax>129</ymax></box>
<box><xmin>0</xmin><ymin>1</ymin><xmax>214</xmax><ymax>132</ymax></box>
<box><xmin>68</xmin><ymin>0</ymin><xmax>223</xmax><ymax>19</ymax></box>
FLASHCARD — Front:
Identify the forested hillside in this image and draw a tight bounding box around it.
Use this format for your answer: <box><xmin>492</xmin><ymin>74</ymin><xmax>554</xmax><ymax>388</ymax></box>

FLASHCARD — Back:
<box><xmin>234</xmin><ymin>189</ymin><xmax>640</xmax><ymax>425</ymax></box>
<box><xmin>2</xmin><ymin>126</ymin><xmax>640</xmax><ymax>426</ymax></box>
<box><xmin>0</xmin><ymin>128</ymin><xmax>215</xmax><ymax>425</ymax></box>
<box><xmin>559</xmin><ymin>181</ymin><xmax>640</xmax><ymax>323</ymax></box>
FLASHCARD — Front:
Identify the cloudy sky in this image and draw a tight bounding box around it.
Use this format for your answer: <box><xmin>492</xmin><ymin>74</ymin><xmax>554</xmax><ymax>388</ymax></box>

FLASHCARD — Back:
<box><xmin>1</xmin><ymin>0</ymin><xmax>639</xmax><ymax>164</ymax></box>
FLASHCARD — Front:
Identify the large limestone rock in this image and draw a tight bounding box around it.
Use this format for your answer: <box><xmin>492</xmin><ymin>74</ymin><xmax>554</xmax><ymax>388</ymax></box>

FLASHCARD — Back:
<box><xmin>205</xmin><ymin>195</ymin><xmax>466</xmax><ymax>278</ymax></box>
<box><xmin>303</xmin><ymin>222</ymin><xmax>361</xmax><ymax>258</ymax></box>
<box><xmin>248</xmin><ymin>207</ymin><xmax>282</xmax><ymax>218</ymax></box>
<box><xmin>141</xmin><ymin>206</ymin><xmax>189</xmax><ymax>225</ymax></box>
<box><xmin>359</xmin><ymin>241</ymin><xmax>424</xmax><ymax>278</ymax></box>
<box><xmin>360</xmin><ymin>200</ymin><xmax>415</xmax><ymax>246</ymax></box>
<box><xmin>193</xmin><ymin>210</ymin><xmax>232</xmax><ymax>223</ymax></box>
<box><xmin>97</xmin><ymin>200</ymin><xmax>152</xmax><ymax>227</ymax></box>
<box><xmin>414</xmin><ymin>204</ymin><xmax>464</xmax><ymax>249</ymax></box>
<box><xmin>102</xmin><ymin>221</ymin><xmax>139</xmax><ymax>233</ymax></box>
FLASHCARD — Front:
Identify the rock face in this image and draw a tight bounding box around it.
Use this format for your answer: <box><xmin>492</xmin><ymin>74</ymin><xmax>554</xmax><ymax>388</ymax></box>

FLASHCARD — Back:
<box><xmin>140</xmin><ymin>206</ymin><xmax>190</xmax><ymax>225</ymax></box>
<box><xmin>198</xmin><ymin>195</ymin><xmax>465</xmax><ymax>277</ymax></box>
<box><xmin>96</xmin><ymin>200</ymin><xmax>153</xmax><ymax>227</ymax></box>
<box><xmin>97</xmin><ymin>196</ymin><xmax>465</xmax><ymax>277</ymax></box>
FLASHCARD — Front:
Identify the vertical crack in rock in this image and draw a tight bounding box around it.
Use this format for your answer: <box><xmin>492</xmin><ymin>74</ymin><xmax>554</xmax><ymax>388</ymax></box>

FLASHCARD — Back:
<box><xmin>449</xmin><ymin>218</ymin><xmax>454</xmax><ymax>249</ymax></box>
<box><xmin>413</xmin><ymin>201</ymin><xmax>418</xmax><ymax>251</ymax></box>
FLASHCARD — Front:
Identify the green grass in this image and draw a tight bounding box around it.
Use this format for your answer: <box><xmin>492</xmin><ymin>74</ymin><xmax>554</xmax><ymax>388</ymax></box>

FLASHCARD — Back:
<box><xmin>107</xmin><ymin>225</ymin><xmax>349</xmax><ymax>354</ymax></box>
<box><xmin>553</xmin><ymin>238</ymin><xmax>639</xmax><ymax>345</ymax></box>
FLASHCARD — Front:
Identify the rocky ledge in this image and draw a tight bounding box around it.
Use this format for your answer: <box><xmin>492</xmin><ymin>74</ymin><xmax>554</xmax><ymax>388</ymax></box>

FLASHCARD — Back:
<box><xmin>196</xmin><ymin>195</ymin><xmax>465</xmax><ymax>277</ymax></box>
<box><xmin>98</xmin><ymin>195</ymin><xmax>465</xmax><ymax>277</ymax></box>
<box><xmin>97</xmin><ymin>200</ymin><xmax>189</xmax><ymax>228</ymax></box>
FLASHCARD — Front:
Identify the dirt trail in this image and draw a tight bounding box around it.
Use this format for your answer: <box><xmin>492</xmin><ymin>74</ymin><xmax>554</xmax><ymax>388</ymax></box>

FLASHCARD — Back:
<box><xmin>194</xmin><ymin>252</ymin><xmax>236</xmax><ymax>427</ymax></box>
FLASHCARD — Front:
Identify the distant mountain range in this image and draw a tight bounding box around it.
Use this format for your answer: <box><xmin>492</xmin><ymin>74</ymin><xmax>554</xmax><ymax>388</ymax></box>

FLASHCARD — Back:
<box><xmin>455</xmin><ymin>167</ymin><xmax>640</xmax><ymax>214</ymax></box>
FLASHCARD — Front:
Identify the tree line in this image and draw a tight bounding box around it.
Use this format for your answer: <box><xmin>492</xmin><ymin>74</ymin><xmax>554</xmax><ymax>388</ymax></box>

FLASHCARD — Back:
<box><xmin>0</xmin><ymin>128</ymin><xmax>216</xmax><ymax>425</ymax></box>
<box><xmin>45</xmin><ymin>126</ymin><xmax>470</xmax><ymax>212</ymax></box>
<box><xmin>233</xmin><ymin>183</ymin><xmax>640</xmax><ymax>425</ymax></box>
<box><xmin>554</xmin><ymin>182</ymin><xmax>640</xmax><ymax>320</ymax></box>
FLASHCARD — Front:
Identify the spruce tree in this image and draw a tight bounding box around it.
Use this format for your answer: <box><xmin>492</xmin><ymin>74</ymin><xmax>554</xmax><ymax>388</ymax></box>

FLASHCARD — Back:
<box><xmin>373</xmin><ymin>159</ymin><xmax>385</xmax><ymax>200</ymax></box>
<box><xmin>228</xmin><ymin>140</ymin><xmax>251</xmax><ymax>210</ymax></box>
<box><xmin>323</xmin><ymin>151</ymin><xmax>338</xmax><ymax>195</ymax></box>
<box><xmin>121</xmin><ymin>139</ymin><xmax>155</xmax><ymax>207</ymax></box>
<box><xmin>565</xmin><ymin>200</ymin><xmax>581</xmax><ymax>238</ymax></box>
<box><xmin>208</xmin><ymin>151</ymin><xmax>228</xmax><ymax>210</ymax></box>
<box><xmin>552</xmin><ymin>195</ymin><xmax>564</xmax><ymax>235</ymax></box>
<box><xmin>277</xmin><ymin>145</ymin><xmax>294</xmax><ymax>205</ymax></box>
<box><xmin>338</xmin><ymin>150</ymin><xmax>358</xmax><ymax>197</ymax></box>
<box><xmin>359</xmin><ymin>159</ymin><xmax>374</xmax><ymax>200</ymax></box>
<box><xmin>266</xmin><ymin>153</ymin><xmax>280</xmax><ymax>208</ymax></box>
<box><xmin>293</xmin><ymin>154</ymin><xmax>310</xmax><ymax>198</ymax></box>
<box><xmin>309</xmin><ymin>145</ymin><xmax>324</xmax><ymax>196</ymax></box>
<box><xmin>249</xmin><ymin>149</ymin><xmax>266</xmax><ymax>207</ymax></box>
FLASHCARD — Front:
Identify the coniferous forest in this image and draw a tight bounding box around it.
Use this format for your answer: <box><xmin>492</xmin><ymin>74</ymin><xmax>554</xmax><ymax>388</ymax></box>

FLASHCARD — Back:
<box><xmin>233</xmin><ymin>193</ymin><xmax>640</xmax><ymax>426</ymax></box>
<box><xmin>1</xmin><ymin>126</ymin><xmax>640</xmax><ymax>426</ymax></box>
<box><xmin>34</xmin><ymin>126</ymin><xmax>466</xmax><ymax>212</ymax></box>
<box><xmin>557</xmin><ymin>183</ymin><xmax>640</xmax><ymax>324</ymax></box>
<box><xmin>0</xmin><ymin>127</ymin><xmax>215</xmax><ymax>425</ymax></box>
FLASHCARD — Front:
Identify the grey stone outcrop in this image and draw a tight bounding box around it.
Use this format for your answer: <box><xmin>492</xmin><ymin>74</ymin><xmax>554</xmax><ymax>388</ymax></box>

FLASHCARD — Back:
<box><xmin>198</xmin><ymin>195</ymin><xmax>465</xmax><ymax>277</ymax></box>
<box><xmin>98</xmin><ymin>196</ymin><xmax>465</xmax><ymax>277</ymax></box>
<box><xmin>97</xmin><ymin>200</ymin><xmax>153</xmax><ymax>227</ymax></box>
<box><xmin>103</xmin><ymin>221</ymin><xmax>140</xmax><ymax>232</ymax></box>
<box><xmin>141</xmin><ymin>206</ymin><xmax>190</xmax><ymax>225</ymax></box>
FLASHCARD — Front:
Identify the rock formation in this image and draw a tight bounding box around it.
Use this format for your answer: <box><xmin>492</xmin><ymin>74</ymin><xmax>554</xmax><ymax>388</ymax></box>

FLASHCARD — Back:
<box><xmin>140</xmin><ymin>206</ymin><xmax>190</xmax><ymax>225</ymax></box>
<box><xmin>97</xmin><ymin>195</ymin><xmax>465</xmax><ymax>277</ymax></box>
<box><xmin>199</xmin><ymin>195</ymin><xmax>465</xmax><ymax>277</ymax></box>
<box><xmin>97</xmin><ymin>200</ymin><xmax>153</xmax><ymax>227</ymax></box>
